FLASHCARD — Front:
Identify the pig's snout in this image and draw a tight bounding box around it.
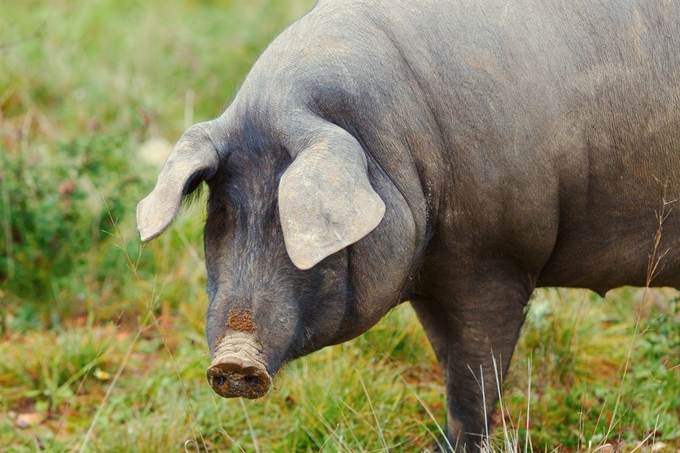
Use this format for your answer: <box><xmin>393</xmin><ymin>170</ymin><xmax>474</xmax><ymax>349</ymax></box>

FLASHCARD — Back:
<box><xmin>207</xmin><ymin>334</ymin><xmax>271</xmax><ymax>399</ymax></box>
<box><xmin>207</xmin><ymin>357</ymin><xmax>271</xmax><ymax>399</ymax></box>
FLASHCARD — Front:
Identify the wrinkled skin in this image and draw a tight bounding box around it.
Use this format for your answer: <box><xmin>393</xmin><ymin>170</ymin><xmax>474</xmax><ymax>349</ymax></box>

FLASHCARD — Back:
<box><xmin>137</xmin><ymin>0</ymin><xmax>680</xmax><ymax>450</ymax></box>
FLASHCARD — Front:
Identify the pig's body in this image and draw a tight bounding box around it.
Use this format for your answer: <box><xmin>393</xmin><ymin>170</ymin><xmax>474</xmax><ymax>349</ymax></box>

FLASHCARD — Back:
<box><xmin>137</xmin><ymin>0</ymin><xmax>680</xmax><ymax>450</ymax></box>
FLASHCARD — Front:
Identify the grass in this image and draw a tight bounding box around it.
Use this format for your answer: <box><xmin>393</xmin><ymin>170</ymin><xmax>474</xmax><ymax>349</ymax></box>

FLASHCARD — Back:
<box><xmin>505</xmin><ymin>289</ymin><xmax>680</xmax><ymax>451</ymax></box>
<box><xmin>1</xmin><ymin>0</ymin><xmax>679</xmax><ymax>451</ymax></box>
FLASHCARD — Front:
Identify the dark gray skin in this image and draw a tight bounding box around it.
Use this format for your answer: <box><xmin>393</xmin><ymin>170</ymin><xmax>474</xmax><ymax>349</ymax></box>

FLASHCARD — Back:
<box><xmin>137</xmin><ymin>0</ymin><xmax>680</xmax><ymax>450</ymax></box>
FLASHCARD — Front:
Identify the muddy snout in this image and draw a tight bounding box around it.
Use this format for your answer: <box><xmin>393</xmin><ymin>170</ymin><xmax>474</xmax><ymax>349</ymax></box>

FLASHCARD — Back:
<box><xmin>207</xmin><ymin>357</ymin><xmax>271</xmax><ymax>399</ymax></box>
<box><xmin>207</xmin><ymin>333</ymin><xmax>271</xmax><ymax>399</ymax></box>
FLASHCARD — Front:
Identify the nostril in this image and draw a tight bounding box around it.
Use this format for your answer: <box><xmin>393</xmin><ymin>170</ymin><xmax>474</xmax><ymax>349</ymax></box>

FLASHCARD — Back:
<box><xmin>216</xmin><ymin>376</ymin><xmax>226</xmax><ymax>387</ymax></box>
<box><xmin>245</xmin><ymin>375</ymin><xmax>260</xmax><ymax>387</ymax></box>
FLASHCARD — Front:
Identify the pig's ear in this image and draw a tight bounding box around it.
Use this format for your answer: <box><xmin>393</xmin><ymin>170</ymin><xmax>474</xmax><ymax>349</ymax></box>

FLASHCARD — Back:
<box><xmin>136</xmin><ymin>122</ymin><xmax>220</xmax><ymax>242</ymax></box>
<box><xmin>279</xmin><ymin>130</ymin><xmax>386</xmax><ymax>270</ymax></box>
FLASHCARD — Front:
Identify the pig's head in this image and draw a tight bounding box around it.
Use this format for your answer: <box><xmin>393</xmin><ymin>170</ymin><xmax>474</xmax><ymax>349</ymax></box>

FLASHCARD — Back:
<box><xmin>136</xmin><ymin>112</ymin><xmax>418</xmax><ymax>399</ymax></box>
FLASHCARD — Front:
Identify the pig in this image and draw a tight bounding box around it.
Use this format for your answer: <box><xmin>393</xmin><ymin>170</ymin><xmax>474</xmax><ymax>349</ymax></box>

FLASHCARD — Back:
<box><xmin>136</xmin><ymin>0</ymin><xmax>680</xmax><ymax>450</ymax></box>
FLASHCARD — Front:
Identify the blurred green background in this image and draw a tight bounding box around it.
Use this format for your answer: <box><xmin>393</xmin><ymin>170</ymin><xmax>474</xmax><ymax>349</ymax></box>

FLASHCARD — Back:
<box><xmin>1</xmin><ymin>0</ymin><xmax>315</xmax><ymax>326</ymax></box>
<box><xmin>1</xmin><ymin>1</ymin><xmax>679</xmax><ymax>451</ymax></box>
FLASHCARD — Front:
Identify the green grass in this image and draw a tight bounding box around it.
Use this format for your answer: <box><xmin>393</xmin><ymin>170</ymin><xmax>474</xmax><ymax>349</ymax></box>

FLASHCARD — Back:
<box><xmin>1</xmin><ymin>1</ymin><xmax>679</xmax><ymax>451</ymax></box>
<box><xmin>505</xmin><ymin>289</ymin><xmax>680</xmax><ymax>451</ymax></box>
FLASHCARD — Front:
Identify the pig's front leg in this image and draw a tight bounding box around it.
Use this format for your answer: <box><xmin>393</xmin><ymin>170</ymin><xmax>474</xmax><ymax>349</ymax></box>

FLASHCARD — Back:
<box><xmin>418</xmin><ymin>263</ymin><xmax>533</xmax><ymax>452</ymax></box>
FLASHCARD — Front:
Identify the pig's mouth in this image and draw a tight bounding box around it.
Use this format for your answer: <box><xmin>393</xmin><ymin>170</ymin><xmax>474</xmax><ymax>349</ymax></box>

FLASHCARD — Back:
<box><xmin>206</xmin><ymin>333</ymin><xmax>272</xmax><ymax>399</ymax></box>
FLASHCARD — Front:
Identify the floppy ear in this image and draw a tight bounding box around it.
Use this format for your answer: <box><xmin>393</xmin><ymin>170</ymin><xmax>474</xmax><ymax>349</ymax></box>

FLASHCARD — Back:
<box><xmin>137</xmin><ymin>122</ymin><xmax>220</xmax><ymax>242</ymax></box>
<box><xmin>278</xmin><ymin>128</ymin><xmax>386</xmax><ymax>270</ymax></box>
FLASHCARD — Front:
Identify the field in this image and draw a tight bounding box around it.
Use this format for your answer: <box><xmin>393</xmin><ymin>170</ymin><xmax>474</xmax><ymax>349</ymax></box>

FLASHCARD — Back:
<box><xmin>1</xmin><ymin>1</ymin><xmax>679</xmax><ymax>451</ymax></box>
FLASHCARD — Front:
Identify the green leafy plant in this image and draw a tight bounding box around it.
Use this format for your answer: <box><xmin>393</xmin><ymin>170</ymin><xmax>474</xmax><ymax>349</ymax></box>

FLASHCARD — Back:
<box><xmin>0</xmin><ymin>135</ymin><xmax>146</xmax><ymax>326</ymax></box>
